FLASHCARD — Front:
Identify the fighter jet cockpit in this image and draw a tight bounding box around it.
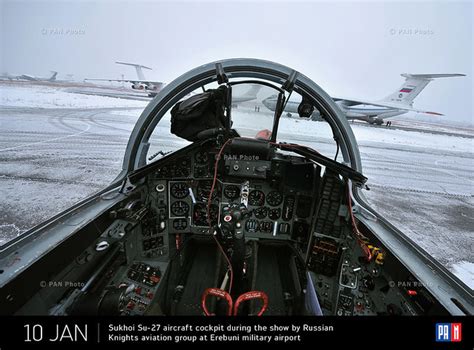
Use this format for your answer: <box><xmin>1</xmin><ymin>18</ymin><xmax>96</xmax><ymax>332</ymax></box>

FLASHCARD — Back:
<box><xmin>0</xmin><ymin>59</ymin><xmax>471</xmax><ymax>317</ymax></box>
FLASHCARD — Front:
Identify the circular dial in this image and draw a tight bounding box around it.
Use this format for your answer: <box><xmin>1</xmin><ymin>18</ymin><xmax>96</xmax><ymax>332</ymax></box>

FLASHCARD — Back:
<box><xmin>170</xmin><ymin>182</ymin><xmax>189</xmax><ymax>199</ymax></box>
<box><xmin>254</xmin><ymin>207</ymin><xmax>268</xmax><ymax>219</ymax></box>
<box><xmin>266</xmin><ymin>191</ymin><xmax>283</xmax><ymax>206</ymax></box>
<box><xmin>193</xmin><ymin>203</ymin><xmax>218</xmax><ymax>226</ymax></box>
<box><xmin>248</xmin><ymin>190</ymin><xmax>265</xmax><ymax>206</ymax></box>
<box><xmin>194</xmin><ymin>151</ymin><xmax>209</xmax><ymax>165</ymax></box>
<box><xmin>269</xmin><ymin>208</ymin><xmax>281</xmax><ymax>220</ymax></box>
<box><xmin>197</xmin><ymin>180</ymin><xmax>220</xmax><ymax>201</ymax></box>
<box><xmin>223</xmin><ymin>185</ymin><xmax>240</xmax><ymax>200</ymax></box>
<box><xmin>171</xmin><ymin>201</ymin><xmax>189</xmax><ymax>216</ymax></box>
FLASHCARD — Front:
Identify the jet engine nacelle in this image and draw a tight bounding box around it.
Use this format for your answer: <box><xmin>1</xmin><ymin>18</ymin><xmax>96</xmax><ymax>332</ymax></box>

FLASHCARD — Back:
<box><xmin>131</xmin><ymin>83</ymin><xmax>145</xmax><ymax>90</ymax></box>
<box><xmin>146</xmin><ymin>83</ymin><xmax>164</xmax><ymax>91</ymax></box>
<box><xmin>368</xmin><ymin>118</ymin><xmax>384</xmax><ymax>125</ymax></box>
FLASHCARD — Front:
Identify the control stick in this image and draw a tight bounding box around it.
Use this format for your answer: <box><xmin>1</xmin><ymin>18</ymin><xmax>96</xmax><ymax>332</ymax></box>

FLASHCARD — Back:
<box><xmin>217</xmin><ymin>203</ymin><xmax>250</xmax><ymax>294</ymax></box>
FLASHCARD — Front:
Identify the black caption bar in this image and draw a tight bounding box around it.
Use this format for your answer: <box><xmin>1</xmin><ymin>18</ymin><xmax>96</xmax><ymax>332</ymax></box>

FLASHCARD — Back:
<box><xmin>0</xmin><ymin>316</ymin><xmax>470</xmax><ymax>348</ymax></box>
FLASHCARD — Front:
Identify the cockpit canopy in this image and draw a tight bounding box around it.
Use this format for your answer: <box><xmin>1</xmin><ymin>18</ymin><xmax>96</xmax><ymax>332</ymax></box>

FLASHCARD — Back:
<box><xmin>120</xmin><ymin>59</ymin><xmax>363</xmax><ymax>178</ymax></box>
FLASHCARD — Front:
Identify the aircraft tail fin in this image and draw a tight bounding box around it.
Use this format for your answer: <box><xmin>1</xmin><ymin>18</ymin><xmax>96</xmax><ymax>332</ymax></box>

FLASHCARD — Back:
<box><xmin>241</xmin><ymin>84</ymin><xmax>262</xmax><ymax>99</ymax></box>
<box><xmin>49</xmin><ymin>71</ymin><xmax>58</xmax><ymax>81</ymax></box>
<box><xmin>115</xmin><ymin>61</ymin><xmax>152</xmax><ymax>81</ymax></box>
<box><xmin>380</xmin><ymin>73</ymin><xmax>465</xmax><ymax>106</ymax></box>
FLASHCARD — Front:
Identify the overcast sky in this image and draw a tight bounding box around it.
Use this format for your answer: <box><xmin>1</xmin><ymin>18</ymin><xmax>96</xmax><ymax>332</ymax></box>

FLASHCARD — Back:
<box><xmin>1</xmin><ymin>0</ymin><xmax>472</xmax><ymax>124</ymax></box>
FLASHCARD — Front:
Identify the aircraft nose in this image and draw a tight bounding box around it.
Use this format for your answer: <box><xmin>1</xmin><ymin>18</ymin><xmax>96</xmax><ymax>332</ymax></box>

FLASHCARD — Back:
<box><xmin>262</xmin><ymin>97</ymin><xmax>272</xmax><ymax>109</ymax></box>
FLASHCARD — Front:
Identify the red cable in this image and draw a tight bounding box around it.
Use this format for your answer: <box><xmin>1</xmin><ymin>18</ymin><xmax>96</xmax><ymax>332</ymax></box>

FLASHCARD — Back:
<box><xmin>347</xmin><ymin>183</ymin><xmax>372</xmax><ymax>261</ymax></box>
<box><xmin>204</xmin><ymin>139</ymin><xmax>321</xmax><ymax>301</ymax></box>
<box><xmin>207</xmin><ymin>138</ymin><xmax>234</xmax><ymax>294</ymax></box>
<box><xmin>175</xmin><ymin>233</ymin><xmax>181</xmax><ymax>251</ymax></box>
<box><xmin>272</xmin><ymin>141</ymin><xmax>370</xmax><ymax>260</ymax></box>
<box><xmin>275</xmin><ymin>141</ymin><xmax>371</xmax><ymax>259</ymax></box>
<box><xmin>272</xmin><ymin>140</ymin><xmax>369</xmax><ymax>259</ymax></box>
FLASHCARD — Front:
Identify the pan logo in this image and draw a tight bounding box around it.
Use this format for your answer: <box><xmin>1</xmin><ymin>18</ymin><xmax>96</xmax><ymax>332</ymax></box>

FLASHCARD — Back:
<box><xmin>435</xmin><ymin>323</ymin><xmax>462</xmax><ymax>342</ymax></box>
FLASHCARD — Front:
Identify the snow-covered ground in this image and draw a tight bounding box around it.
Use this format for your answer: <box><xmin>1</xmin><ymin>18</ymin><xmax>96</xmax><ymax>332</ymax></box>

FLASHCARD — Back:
<box><xmin>451</xmin><ymin>261</ymin><xmax>474</xmax><ymax>287</ymax></box>
<box><xmin>0</xmin><ymin>84</ymin><xmax>472</xmax><ymax>289</ymax></box>
<box><xmin>353</xmin><ymin>123</ymin><xmax>472</xmax><ymax>153</ymax></box>
<box><xmin>0</xmin><ymin>83</ymin><xmax>149</xmax><ymax>109</ymax></box>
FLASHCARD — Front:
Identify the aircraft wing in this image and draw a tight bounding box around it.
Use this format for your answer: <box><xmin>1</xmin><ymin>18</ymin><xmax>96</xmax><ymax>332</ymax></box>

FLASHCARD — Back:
<box><xmin>333</xmin><ymin>97</ymin><xmax>443</xmax><ymax>116</ymax></box>
<box><xmin>85</xmin><ymin>78</ymin><xmax>164</xmax><ymax>85</ymax></box>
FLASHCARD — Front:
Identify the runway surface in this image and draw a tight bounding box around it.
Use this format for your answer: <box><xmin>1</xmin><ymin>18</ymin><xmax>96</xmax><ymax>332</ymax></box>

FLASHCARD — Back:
<box><xmin>0</xmin><ymin>105</ymin><xmax>472</xmax><ymax>288</ymax></box>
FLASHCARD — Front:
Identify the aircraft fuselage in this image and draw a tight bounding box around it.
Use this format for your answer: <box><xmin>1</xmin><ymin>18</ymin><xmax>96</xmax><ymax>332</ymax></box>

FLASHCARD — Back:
<box><xmin>262</xmin><ymin>97</ymin><xmax>406</xmax><ymax>124</ymax></box>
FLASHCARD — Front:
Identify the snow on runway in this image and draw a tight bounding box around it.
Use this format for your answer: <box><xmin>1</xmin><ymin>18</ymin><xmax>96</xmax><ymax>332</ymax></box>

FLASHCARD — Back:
<box><xmin>0</xmin><ymin>83</ymin><xmax>149</xmax><ymax>109</ymax></box>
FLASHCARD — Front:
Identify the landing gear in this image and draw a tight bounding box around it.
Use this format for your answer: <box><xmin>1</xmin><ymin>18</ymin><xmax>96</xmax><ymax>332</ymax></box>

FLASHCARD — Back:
<box><xmin>368</xmin><ymin>119</ymin><xmax>383</xmax><ymax>125</ymax></box>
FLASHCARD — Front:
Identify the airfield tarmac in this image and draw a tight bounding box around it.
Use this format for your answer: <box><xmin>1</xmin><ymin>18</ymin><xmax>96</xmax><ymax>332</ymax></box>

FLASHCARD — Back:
<box><xmin>0</xmin><ymin>84</ymin><xmax>472</xmax><ymax>288</ymax></box>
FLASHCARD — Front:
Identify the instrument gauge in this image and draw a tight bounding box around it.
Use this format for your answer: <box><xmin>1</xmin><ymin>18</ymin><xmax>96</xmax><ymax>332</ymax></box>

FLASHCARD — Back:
<box><xmin>193</xmin><ymin>203</ymin><xmax>218</xmax><ymax>226</ymax></box>
<box><xmin>266</xmin><ymin>191</ymin><xmax>283</xmax><ymax>206</ymax></box>
<box><xmin>171</xmin><ymin>201</ymin><xmax>189</xmax><ymax>217</ymax></box>
<box><xmin>248</xmin><ymin>190</ymin><xmax>265</xmax><ymax>206</ymax></box>
<box><xmin>197</xmin><ymin>180</ymin><xmax>220</xmax><ymax>201</ymax></box>
<box><xmin>170</xmin><ymin>182</ymin><xmax>189</xmax><ymax>199</ymax></box>
<box><xmin>223</xmin><ymin>185</ymin><xmax>240</xmax><ymax>200</ymax></box>
<box><xmin>254</xmin><ymin>207</ymin><xmax>268</xmax><ymax>219</ymax></box>
<box><xmin>269</xmin><ymin>208</ymin><xmax>281</xmax><ymax>220</ymax></box>
<box><xmin>194</xmin><ymin>151</ymin><xmax>209</xmax><ymax>165</ymax></box>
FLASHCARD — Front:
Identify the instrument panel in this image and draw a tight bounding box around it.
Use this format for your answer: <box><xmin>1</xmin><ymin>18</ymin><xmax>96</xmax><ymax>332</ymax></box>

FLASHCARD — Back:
<box><xmin>134</xmin><ymin>143</ymin><xmax>437</xmax><ymax>316</ymax></box>
<box><xmin>147</xmin><ymin>146</ymin><xmax>319</xmax><ymax>241</ymax></box>
<box><xmin>165</xmin><ymin>179</ymin><xmax>312</xmax><ymax>238</ymax></box>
